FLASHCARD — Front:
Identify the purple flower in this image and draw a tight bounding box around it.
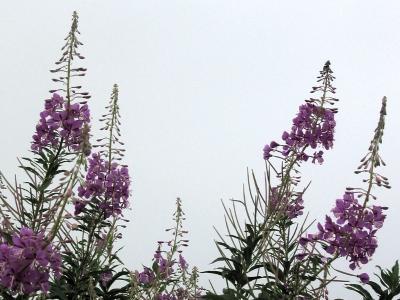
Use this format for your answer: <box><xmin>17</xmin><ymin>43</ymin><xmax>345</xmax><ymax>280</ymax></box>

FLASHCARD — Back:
<box><xmin>178</xmin><ymin>254</ymin><xmax>188</xmax><ymax>270</ymax></box>
<box><xmin>295</xmin><ymin>253</ymin><xmax>308</xmax><ymax>261</ymax></box>
<box><xmin>76</xmin><ymin>152</ymin><xmax>130</xmax><ymax>218</ymax></box>
<box><xmin>73</xmin><ymin>199</ymin><xmax>87</xmax><ymax>215</ymax></box>
<box><xmin>263</xmin><ymin>144</ymin><xmax>272</xmax><ymax>160</ymax></box>
<box><xmin>137</xmin><ymin>267</ymin><xmax>155</xmax><ymax>285</ymax></box>
<box><xmin>100</xmin><ymin>270</ymin><xmax>113</xmax><ymax>286</ymax></box>
<box><xmin>263</xmin><ymin>104</ymin><xmax>336</xmax><ymax>163</ymax></box>
<box><xmin>31</xmin><ymin>93</ymin><xmax>90</xmax><ymax>153</ymax></box>
<box><xmin>157</xmin><ymin>294</ymin><xmax>177</xmax><ymax>300</ymax></box>
<box><xmin>157</xmin><ymin>256</ymin><xmax>174</xmax><ymax>278</ymax></box>
<box><xmin>149</xmin><ymin>247</ymin><xmax>174</xmax><ymax>279</ymax></box>
<box><xmin>59</xmin><ymin>102</ymin><xmax>90</xmax><ymax>151</ymax></box>
<box><xmin>269</xmin><ymin>187</ymin><xmax>304</xmax><ymax>219</ymax></box>
<box><xmin>0</xmin><ymin>228</ymin><xmax>61</xmax><ymax>295</ymax></box>
<box><xmin>32</xmin><ymin>94</ymin><xmax>64</xmax><ymax>151</ymax></box>
<box><xmin>302</xmin><ymin>192</ymin><xmax>386</xmax><ymax>270</ymax></box>
<box><xmin>357</xmin><ymin>273</ymin><xmax>370</xmax><ymax>283</ymax></box>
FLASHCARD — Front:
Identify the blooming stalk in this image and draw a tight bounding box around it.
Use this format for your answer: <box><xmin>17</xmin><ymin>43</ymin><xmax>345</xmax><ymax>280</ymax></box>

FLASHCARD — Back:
<box><xmin>133</xmin><ymin>198</ymin><xmax>201</xmax><ymax>299</ymax></box>
<box><xmin>75</xmin><ymin>84</ymin><xmax>131</xmax><ymax>218</ymax></box>
<box><xmin>300</xmin><ymin>97</ymin><xmax>390</xmax><ymax>286</ymax></box>
<box><xmin>263</xmin><ymin>61</ymin><xmax>337</xmax><ymax>164</ymax></box>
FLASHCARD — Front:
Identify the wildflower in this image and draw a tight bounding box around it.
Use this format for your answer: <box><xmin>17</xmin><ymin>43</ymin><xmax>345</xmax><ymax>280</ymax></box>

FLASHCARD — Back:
<box><xmin>0</xmin><ymin>228</ymin><xmax>61</xmax><ymax>294</ymax></box>
<box><xmin>73</xmin><ymin>199</ymin><xmax>87</xmax><ymax>215</ymax></box>
<box><xmin>76</xmin><ymin>152</ymin><xmax>130</xmax><ymax>218</ymax></box>
<box><xmin>264</xmin><ymin>104</ymin><xmax>336</xmax><ymax>163</ymax></box>
<box><xmin>100</xmin><ymin>163</ymin><xmax>130</xmax><ymax>218</ymax></box>
<box><xmin>263</xmin><ymin>61</ymin><xmax>337</xmax><ymax>164</ymax></box>
<box><xmin>157</xmin><ymin>294</ymin><xmax>177</xmax><ymax>300</ymax></box>
<box><xmin>137</xmin><ymin>267</ymin><xmax>155</xmax><ymax>285</ymax></box>
<box><xmin>154</xmin><ymin>252</ymin><xmax>173</xmax><ymax>278</ymax></box>
<box><xmin>303</xmin><ymin>192</ymin><xmax>386</xmax><ymax>270</ymax></box>
<box><xmin>31</xmin><ymin>93</ymin><xmax>90</xmax><ymax>153</ymax></box>
<box><xmin>178</xmin><ymin>254</ymin><xmax>188</xmax><ymax>270</ymax></box>
<box><xmin>269</xmin><ymin>187</ymin><xmax>304</xmax><ymax>219</ymax></box>
<box><xmin>31</xmin><ymin>93</ymin><xmax>64</xmax><ymax>151</ymax></box>
<box><xmin>100</xmin><ymin>270</ymin><xmax>113</xmax><ymax>286</ymax></box>
<box><xmin>357</xmin><ymin>273</ymin><xmax>370</xmax><ymax>283</ymax></box>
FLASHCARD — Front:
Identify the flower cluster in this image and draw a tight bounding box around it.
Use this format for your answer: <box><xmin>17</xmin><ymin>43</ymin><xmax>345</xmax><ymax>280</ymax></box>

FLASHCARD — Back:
<box><xmin>76</xmin><ymin>152</ymin><xmax>130</xmax><ymax>218</ymax></box>
<box><xmin>137</xmin><ymin>267</ymin><xmax>155</xmax><ymax>285</ymax></box>
<box><xmin>134</xmin><ymin>205</ymin><xmax>201</xmax><ymax>300</ymax></box>
<box><xmin>157</xmin><ymin>294</ymin><xmax>175</xmax><ymax>300</ymax></box>
<box><xmin>100</xmin><ymin>270</ymin><xmax>113</xmax><ymax>286</ymax></box>
<box><xmin>31</xmin><ymin>93</ymin><xmax>90</xmax><ymax>153</ymax></box>
<box><xmin>269</xmin><ymin>187</ymin><xmax>304</xmax><ymax>219</ymax></box>
<box><xmin>153</xmin><ymin>247</ymin><xmax>174</xmax><ymax>279</ymax></box>
<box><xmin>135</xmin><ymin>248</ymin><xmax>195</xmax><ymax>300</ymax></box>
<box><xmin>0</xmin><ymin>228</ymin><xmax>61</xmax><ymax>294</ymax></box>
<box><xmin>263</xmin><ymin>103</ymin><xmax>336</xmax><ymax>163</ymax></box>
<box><xmin>301</xmin><ymin>192</ymin><xmax>386</xmax><ymax>270</ymax></box>
<box><xmin>136</xmin><ymin>245</ymin><xmax>179</xmax><ymax>285</ymax></box>
<box><xmin>156</xmin><ymin>288</ymin><xmax>200</xmax><ymax>300</ymax></box>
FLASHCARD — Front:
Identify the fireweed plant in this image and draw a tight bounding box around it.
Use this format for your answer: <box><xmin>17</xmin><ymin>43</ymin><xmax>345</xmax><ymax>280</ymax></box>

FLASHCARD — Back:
<box><xmin>0</xmin><ymin>12</ymin><xmax>200</xmax><ymax>300</ymax></box>
<box><xmin>204</xmin><ymin>62</ymin><xmax>395</xmax><ymax>299</ymax></box>
<box><xmin>0</xmin><ymin>12</ymin><xmax>396</xmax><ymax>300</ymax></box>
<box><xmin>0</xmin><ymin>12</ymin><xmax>133</xmax><ymax>299</ymax></box>
<box><xmin>130</xmin><ymin>198</ymin><xmax>202</xmax><ymax>300</ymax></box>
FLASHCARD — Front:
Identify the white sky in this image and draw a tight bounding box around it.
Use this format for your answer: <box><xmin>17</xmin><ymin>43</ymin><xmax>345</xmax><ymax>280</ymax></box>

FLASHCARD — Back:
<box><xmin>1</xmin><ymin>1</ymin><xmax>400</xmax><ymax>298</ymax></box>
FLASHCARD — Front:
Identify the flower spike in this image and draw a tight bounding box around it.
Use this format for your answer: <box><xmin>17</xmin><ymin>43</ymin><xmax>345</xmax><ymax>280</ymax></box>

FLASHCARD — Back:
<box><xmin>95</xmin><ymin>84</ymin><xmax>126</xmax><ymax>163</ymax></box>
<box><xmin>50</xmin><ymin>11</ymin><xmax>90</xmax><ymax>105</ymax></box>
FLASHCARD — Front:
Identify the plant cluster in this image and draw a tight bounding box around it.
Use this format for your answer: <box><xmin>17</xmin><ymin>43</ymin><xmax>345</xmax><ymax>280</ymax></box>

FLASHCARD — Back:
<box><xmin>0</xmin><ymin>12</ymin><xmax>397</xmax><ymax>300</ymax></box>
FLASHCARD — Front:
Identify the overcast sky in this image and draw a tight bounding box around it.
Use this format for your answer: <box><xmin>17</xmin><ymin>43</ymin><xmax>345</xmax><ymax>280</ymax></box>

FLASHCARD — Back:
<box><xmin>1</xmin><ymin>1</ymin><xmax>400</xmax><ymax>298</ymax></box>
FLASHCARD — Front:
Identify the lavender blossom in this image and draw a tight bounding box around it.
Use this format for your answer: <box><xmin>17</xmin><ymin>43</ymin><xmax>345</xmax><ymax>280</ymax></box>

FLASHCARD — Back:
<box><xmin>31</xmin><ymin>93</ymin><xmax>64</xmax><ymax>151</ymax></box>
<box><xmin>300</xmin><ymin>97</ymin><xmax>389</xmax><ymax>273</ymax></box>
<box><xmin>269</xmin><ymin>187</ymin><xmax>304</xmax><ymax>219</ymax></box>
<box><xmin>263</xmin><ymin>61</ymin><xmax>337</xmax><ymax>164</ymax></box>
<box><xmin>134</xmin><ymin>200</ymin><xmax>201</xmax><ymax>299</ymax></box>
<box><xmin>154</xmin><ymin>248</ymin><xmax>174</xmax><ymax>278</ymax></box>
<box><xmin>31</xmin><ymin>93</ymin><xmax>90</xmax><ymax>153</ymax></box>
<box><xmin>357</xmin><ymin>273</ymin><xmax>370</xmax><ymax>283</ymax></box>
<box><xmin>178</xmin><ymin>254</ymin><xmax>188</xmax><ymax>270</ymax></box>
<box><xmin>302</xmin><ymin>192</ymin><xmax>386</xmax><ymax>270</ymax></box>
<box><xmin>135</xmin><ymin>249</ymin><xmax>174</xmax><ymax>285</ymax></box>
<box><xmin>100</xmin><ymin>270</ymin><xmax>113</xmax><ymax>286</ymax></box>
<box><xmin>264</xmin><ymin>103</ymin><xmax>336</xmax><ymax>163</ymax></box>
<box><xmin>77</xmin><ymin>152</ymin><xmax>130</xmax><ymax>218</ymax></box>
<box><xmin>157</xmin><ymin>294</ymin><xmax>177</xmax><ymax>300</ymax></box>
<box><xmin>0</xmin><ymin>228</ymin><xmax>61</xmax><ymax>294</ymax></box>
<box><xmin>137</xmin><ymin>267</ymin><xmax>155</xmax><ymax>285</ymax></box>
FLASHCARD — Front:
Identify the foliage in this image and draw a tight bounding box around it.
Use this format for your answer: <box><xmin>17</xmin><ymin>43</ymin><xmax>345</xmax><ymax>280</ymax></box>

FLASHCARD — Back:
<box><xmin>204</xmin><ymin>63</ymin><xmax>392</xmax><ymax>300</ymax></box>
<box><xmin>0</xmin><ymin>10</ymin><xmax>396</xmax><ymax>300</ymax></box>
<box><xmin>346</xmin><ymin>261</ymin><xmax>400</xmax><ymax>300</ymax></box>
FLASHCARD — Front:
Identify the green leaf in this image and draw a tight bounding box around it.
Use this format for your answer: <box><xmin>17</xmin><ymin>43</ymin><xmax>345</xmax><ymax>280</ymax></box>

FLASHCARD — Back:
<box><xmin>368</xmin><ymin>281</ymin><xmax>384</xmax><ymax>296</ymax></box>
<box><xmin>346</xmin><ymin>284</ymin><xmax>374</xmax><ymax>300</ymax></box>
